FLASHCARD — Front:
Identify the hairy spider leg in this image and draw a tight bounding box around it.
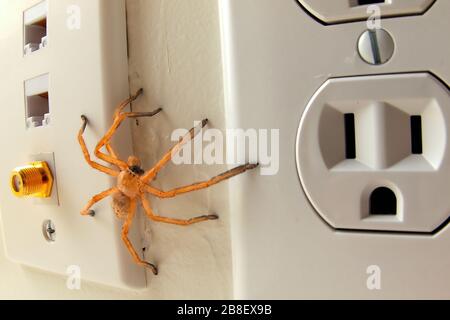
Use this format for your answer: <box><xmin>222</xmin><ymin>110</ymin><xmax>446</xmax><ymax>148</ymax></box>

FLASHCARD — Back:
<box><xmin>105</xmin><ymin>143</ymin><xmax>120</xmax><ymax>164</ymax></box>
<box><xmin>80</xmin><ymin>187</ymin><xmax>119</xmax><ymax>216</ymax></box>
<box><xmin>140</xmin><ymin>196</ymin><xmax>217</xmax><ymax>226</ymax></box>
<box><xmin>144</xmin><ymin>163</ymin><xmax>258</xmax><ymax>199</ymax></box>
<box><xmin>94</xmin><ymin>109</ymin><xmax>162</xmax><ymax>170</ymax></box>
<box><xmin>122</xmin><ymin>198</ymin><xmax>158</xmax><ymax>275</ymax></box>
<box><xmin>78</xmin><ymin>116</ymin><xmax>120</xmax><ymax>177</ymax></box>
<box><xmin>113</xmin><ymin>88</ymin><xmax>143</xmax><ymax>119</ymax></box>
<box><xmin>141</xmin><ymin>119</ymin><xmax>209</xmax><ymax>183</ymax></box>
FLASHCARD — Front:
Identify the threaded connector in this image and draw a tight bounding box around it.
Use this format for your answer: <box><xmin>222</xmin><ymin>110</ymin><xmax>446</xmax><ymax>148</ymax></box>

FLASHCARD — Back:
<box><xmin>10</xmin><ymin>161</ymin><xmax>54</xmax><ymax>198</ymax></box>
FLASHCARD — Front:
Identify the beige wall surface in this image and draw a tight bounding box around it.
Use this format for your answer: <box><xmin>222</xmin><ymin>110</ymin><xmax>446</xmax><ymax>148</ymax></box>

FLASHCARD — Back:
<box><xmin>0</xmin><ymin>0</ymin><xmax>231</xmax><ymax>299</ymax></box>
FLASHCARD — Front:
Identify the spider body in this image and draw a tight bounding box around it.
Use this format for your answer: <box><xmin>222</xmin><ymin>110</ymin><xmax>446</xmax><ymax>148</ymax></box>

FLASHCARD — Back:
<box><xmin>112</xmin><ymin>191</ymin><xmax>131</xmax><ymax>219</ymax></box>
<box><xmin>117</xmin><ymin>158</ymin><xmax>144</xmax><ymax>198</ymax></box>
<box><xmin>111</xmin><ymin>157</ymin><xmax>144</xmax><ymax>217</ymax></box>
<box><xmin>78</xmin><ymin>89</ymin><xmax>258</xmax><ymax>275</ymax></box>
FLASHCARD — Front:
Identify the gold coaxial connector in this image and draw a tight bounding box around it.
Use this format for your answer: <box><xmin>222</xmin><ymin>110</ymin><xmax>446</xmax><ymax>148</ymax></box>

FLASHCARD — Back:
<box><xmin>10</xmin><ymin>161</ymin><xmax>54</xmax><ymax>198</ymax></box>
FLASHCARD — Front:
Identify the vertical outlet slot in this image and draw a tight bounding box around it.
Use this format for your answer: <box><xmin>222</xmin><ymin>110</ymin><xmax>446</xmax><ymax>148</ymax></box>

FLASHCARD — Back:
<box><xmin>410</xmin><ymin>116</ymin><xmax>423</xmax><ymax>155</ymax></box>
<box><xmin>25</xmin><ymin>74</ymin><xmax>50</xmax><ymax>129</ymax></box>
<box><xmin>370</xmin><ymin>187</ymin><xmax>397</xmax><ymax>215</ymax></box>
<box><xmin>344</xmin><ymin>113</ymin><xmax>356</xmax><ymax>159</ymax></box>
<box><xmin>24</xmin><ymin>0</ymin><xmax>48</xmax><ymax>55</ymax></box>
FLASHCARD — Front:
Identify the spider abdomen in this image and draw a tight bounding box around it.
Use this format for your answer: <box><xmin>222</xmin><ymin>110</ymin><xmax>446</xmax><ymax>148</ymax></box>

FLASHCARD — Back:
<box><xmin>112</xmin><ymin>191</ymin><xmax>130</xmax><ymax>220</ymax></box>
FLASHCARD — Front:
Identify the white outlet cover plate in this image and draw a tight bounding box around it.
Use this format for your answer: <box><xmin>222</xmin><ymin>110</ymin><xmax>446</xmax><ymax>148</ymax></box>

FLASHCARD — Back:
<box><xmin>297</xmin><ymin>0</ymin><xmax>436</xmax><ymax>24</ymax></box>
<box><xmin>220</xmin><ymin>0</ymin><xmax>450</xmax><ymax>298</ymax></box>
<box><xmin>0</xmin><ymin>0</ymin><xmax>146</xmax><ymax>289</ymax></box>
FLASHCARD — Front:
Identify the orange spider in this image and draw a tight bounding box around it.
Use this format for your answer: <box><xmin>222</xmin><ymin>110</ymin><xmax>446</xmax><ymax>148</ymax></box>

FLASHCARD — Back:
<box><xmin>77</xmin><ymin>89</ymin><xmax>258</xmax><ymax>275</ymax></box>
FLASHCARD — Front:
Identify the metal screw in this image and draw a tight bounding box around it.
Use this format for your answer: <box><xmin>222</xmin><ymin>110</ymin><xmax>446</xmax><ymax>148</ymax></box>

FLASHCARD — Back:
<box><xmin>358</xmin><ymin>29</ymin><xmax>395</xmax><ymax>65</ymax></box>
<box><xmin>43</xmin><ymin>220</ymin><xmax>56</xmax><ymax>242</ymax></box>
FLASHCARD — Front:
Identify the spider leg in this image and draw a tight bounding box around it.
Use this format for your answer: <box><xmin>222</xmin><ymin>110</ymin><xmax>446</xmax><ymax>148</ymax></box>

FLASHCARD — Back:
<box><xmin>141</xmin><ymin>195</ymin><xmax>217</xmax><ymax>226</ymax></box>
<box><xmin>122</xmin><ymin>199</ymin><xmax>158</xmax><ymax>275</ymax></box>
<box><xmin>94</xmin><ymin>109</ymin><xmax>162</xmax><ymax>170</ymax></box>
<box><xmin>144</xmin><ymin>163</ymin><xmax>258</xmax><ymax>199</ymax></box>
<box><xmin>113</xmin><ymin>88</ymin><xmax>143</xmax><ymax>119</ymax></box>
<box><xmin>105</xmin><ymin>143</ymin><xmax>120</xmax><ymax>162</ymax></box>
<box><xmin>78</xmin><ymin>115</ymin><xmax>119</xmax><ymax>177</ymax></box>
<box><xmin>80</xmin><ymin>187</ymin><xmax>118</xmax><ymax>216</ymax></box>
<box><xmin>92</xmin><ymin>143</ymin><xmax>120</xmax><ymax>170</ymax></box>
<box><xmin>142</xmin><ymin>119</ymin><xmax>209</xmax><ymax>183</ymax></box>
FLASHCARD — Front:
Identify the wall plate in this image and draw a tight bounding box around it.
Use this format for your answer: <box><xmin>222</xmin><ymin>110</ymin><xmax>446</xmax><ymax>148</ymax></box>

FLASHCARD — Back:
<box><xmin>0</xmin><ymin>0</ymin><xmax>146</xmax><ymax>289</ymax></box>
<box><xmin>220</xmin><ymin>0</ymin><xmax>450</xmax><ymax>298</ymax></box>
<box><xmin>297</xmin><ymin>0</ymin><xmax>436</xmax><ymax>24</ymax></box>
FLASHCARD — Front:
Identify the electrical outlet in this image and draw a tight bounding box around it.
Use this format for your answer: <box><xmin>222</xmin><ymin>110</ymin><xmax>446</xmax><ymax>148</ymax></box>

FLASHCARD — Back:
<box><xmin>0</xmin><ymin>0</ymin><xmax>145</xmax><ymax>289</ymax></box>
<box><xmin>220</xmin><ymin>0</ymin><xmax>450</xmax><ymax>299</ymax></box>
<box><xmin>296</xmin><ymin>72</ymin><xmax>450</xmax><ymax>233</ymax></box>
<box><xmin>297</xmin><ymin>0</ymin><xmax>436</xmax><ymax>24</ymax></box>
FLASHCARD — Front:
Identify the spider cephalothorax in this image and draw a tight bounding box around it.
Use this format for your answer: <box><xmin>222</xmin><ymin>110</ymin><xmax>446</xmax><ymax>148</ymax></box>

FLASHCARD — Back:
<box><xmin>126</xmin><ymin>156</ymin><xmax>145</xmax><ymax>176</ymax></box>
<box><xmin>78</xmin><ymin>89</ymin><xmax>258</xmax><ymax>275</ymax></box>
<box><xmin>128</xmin><ymin>165</ymin><xmax>145</xmax><ymax>176</ymax></box>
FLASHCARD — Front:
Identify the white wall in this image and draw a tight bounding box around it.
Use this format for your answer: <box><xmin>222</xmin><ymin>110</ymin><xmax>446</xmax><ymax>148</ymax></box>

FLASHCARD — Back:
<box><xmin>0</xmin><ymin>0</ymin><xmax>231</xmax><ymax>299</ymax></box>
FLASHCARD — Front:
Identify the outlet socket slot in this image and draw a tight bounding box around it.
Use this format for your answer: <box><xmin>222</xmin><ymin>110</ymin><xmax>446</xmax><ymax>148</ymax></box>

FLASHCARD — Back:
<box><xmin>410</xmin><ymin>116</ymin><xmax>423</xmax><ymax>154</ymax></box>
<box><xmin>344</xmin><ymin>114</ymin><xmax>356</xmax><ymax>159</ymax></box>
<box><xmin>351</xmin><ymin>0</ymin><xmax>385</xmax><ymax>7</ymax></box>
<box><xmin>370</xmin><ymin>187</ymin><xmax>397</xmax><ymax>215</ymax></box>
<box><xmin>23</xmin><ymin>0</ymin><xmax>48</xmax><ymax>55</ymax></box>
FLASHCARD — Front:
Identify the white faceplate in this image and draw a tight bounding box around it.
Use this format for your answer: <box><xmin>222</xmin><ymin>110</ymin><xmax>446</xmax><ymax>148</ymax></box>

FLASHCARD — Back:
<box><xmin>0</xmin><ymin>0</ymin><xmax>146</xmax><ymax>289</ymax></box>
<box><xmin>220</xmin><ymin>0</ymin><xmax>450</xmax><ymax>298</ymax></box>
<box><xmin>297</xmin><ymin>0</ymin><xmax>436</xmax><ymax>24</ymax></box>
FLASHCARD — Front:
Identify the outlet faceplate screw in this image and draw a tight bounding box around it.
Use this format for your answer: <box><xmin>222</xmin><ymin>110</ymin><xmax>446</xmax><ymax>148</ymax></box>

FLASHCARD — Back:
<box><xmin>358</xmin><ymin>29</ymin><xmax>395</xmax><ymax>65</ymax></box>
<box><xmin>43</xmin><ymin>220</ymin><xmax>56</xmax><ymax>243</ymax></box>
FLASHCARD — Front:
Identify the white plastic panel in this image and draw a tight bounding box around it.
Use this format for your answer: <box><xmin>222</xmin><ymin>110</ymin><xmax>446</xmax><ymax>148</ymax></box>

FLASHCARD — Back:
<box><xmin>0</xmin><ymin>0</ymin><xmax>146</xmax><ymax>289</ymax></box>
<box><xmin>220</xmin><ymin>0</ymin><xmax>450</xmax><ymax>298</ymax></box>
<box><xmin>298</xmin><ymin>0</ymin><xmax>436</xmax><ymax>24</ymax></box>
<box><xmin>297</xmin><ymin>73</ymin><xmax>450</xmax><ymax>233</ymax></box>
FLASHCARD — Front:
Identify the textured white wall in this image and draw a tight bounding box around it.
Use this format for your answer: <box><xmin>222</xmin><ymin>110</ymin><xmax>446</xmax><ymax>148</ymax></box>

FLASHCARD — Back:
<box><xmin>0</xmin><ymin>0</ymin><xmax>230</xmax><ymax>299</ymax></box>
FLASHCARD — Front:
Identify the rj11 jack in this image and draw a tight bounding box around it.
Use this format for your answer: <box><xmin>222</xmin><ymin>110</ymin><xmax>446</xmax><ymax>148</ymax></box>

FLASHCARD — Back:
<box><xmin>10</xmin><ymin>161</ymin><xmax>54</xmax><ymax>198</ymax></box>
